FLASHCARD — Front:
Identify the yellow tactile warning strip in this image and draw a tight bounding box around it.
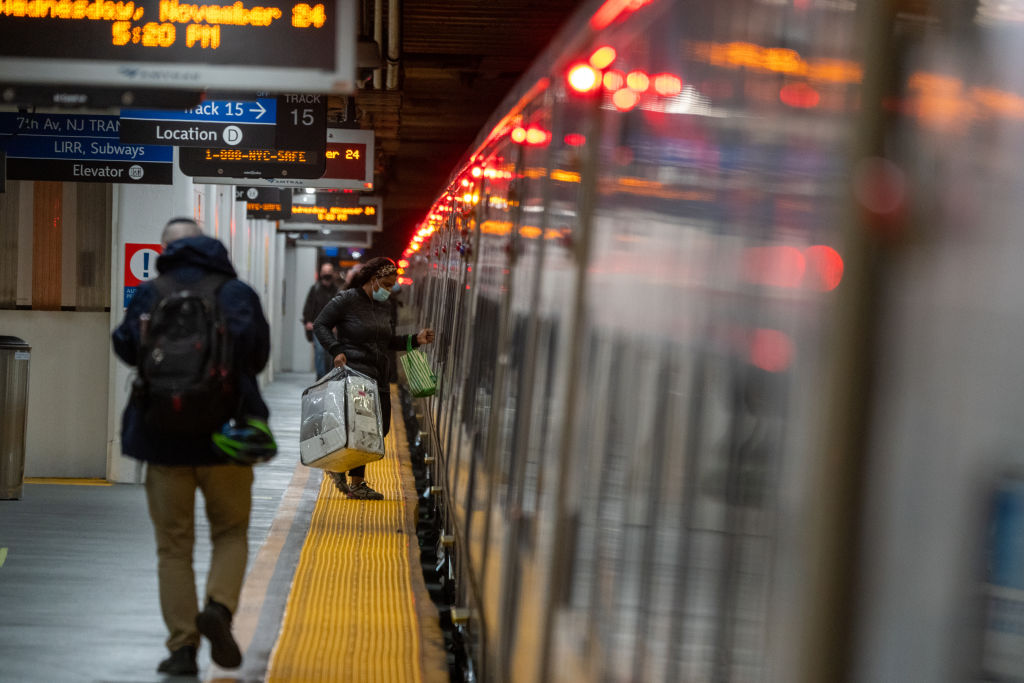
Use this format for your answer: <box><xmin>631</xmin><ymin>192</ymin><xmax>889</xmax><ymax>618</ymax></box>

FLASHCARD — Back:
<box><xmin>266</xmin><ymin>386</ymin><xmax>447</xmax><ymax>683</ymax></box>
<box><xmin>23</xmin><ymin>478</ymin><xmax>112</xmax><ymax>486</ymax></box>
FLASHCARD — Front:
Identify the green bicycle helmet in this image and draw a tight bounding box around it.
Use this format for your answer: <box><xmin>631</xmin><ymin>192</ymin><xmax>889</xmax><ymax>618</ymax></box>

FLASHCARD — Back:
<box><xmin>212</xmin><ymin>416</ymin><xmax>278</xmax><ymax>465</ymax></box>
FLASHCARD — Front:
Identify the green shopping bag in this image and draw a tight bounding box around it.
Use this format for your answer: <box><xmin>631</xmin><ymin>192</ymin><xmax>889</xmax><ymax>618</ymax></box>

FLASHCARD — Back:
<box><xmin>401</xmin><ymin>335</ymin><xmax>437</xmax><ymax>398</ymax></box>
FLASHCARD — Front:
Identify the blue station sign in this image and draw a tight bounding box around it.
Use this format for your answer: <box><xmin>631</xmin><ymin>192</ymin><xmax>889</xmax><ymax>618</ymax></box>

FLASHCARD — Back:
<box><xmin>0</xmin><ymin>112</ymin><xmax>173</xmax><ymax>184</ymax></box>
<box><xmin>119</xmin><ymin>98</ymin><xmax>278</xmax><ymax>148</ymax></box>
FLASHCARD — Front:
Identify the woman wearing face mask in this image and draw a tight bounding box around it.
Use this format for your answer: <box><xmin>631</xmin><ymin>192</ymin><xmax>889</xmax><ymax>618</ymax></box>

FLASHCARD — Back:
<box><xmin>313</xmin><ymin>257</ymin><xmax>435</xmax><ymax>500</ymax></box>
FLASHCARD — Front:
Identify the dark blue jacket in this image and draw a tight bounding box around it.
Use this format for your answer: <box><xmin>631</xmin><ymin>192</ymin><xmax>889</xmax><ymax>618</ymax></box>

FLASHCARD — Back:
<box><xmin>112</xmin><ymin>235</ymin><xmax>270</xmax><ymax>465</ymax></box>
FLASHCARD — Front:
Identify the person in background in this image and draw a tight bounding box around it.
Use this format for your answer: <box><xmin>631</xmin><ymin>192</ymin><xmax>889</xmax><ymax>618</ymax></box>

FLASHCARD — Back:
<box><xmin>302</xmin><ymin>261</ymin><xmax>339</xmax><ymax>379</ymax></box>
<box><xmin>313</xmin><ymin>257</ymin><xmax>434</xmax><ymax>500</ymax></box>
<box><xmin>111</xmin><ymin>218</ymin><xmax>271</xmax><ymax>676</ymax></box>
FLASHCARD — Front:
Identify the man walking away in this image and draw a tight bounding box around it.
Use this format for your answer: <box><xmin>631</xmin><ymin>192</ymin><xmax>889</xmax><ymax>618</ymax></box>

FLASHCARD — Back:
<box><xmin>302</xmin><ymin>261</ymin><xmax>339</xmax><ymax>379</ymax></box>
<box><xmin>111</xmin><ymin>218</ymin><xmax>271</xmax><ymax>676</ymax></box>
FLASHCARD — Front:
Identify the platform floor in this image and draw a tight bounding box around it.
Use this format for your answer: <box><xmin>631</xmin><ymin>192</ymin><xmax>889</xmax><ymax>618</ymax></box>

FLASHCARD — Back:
<box><xmin>0</xmin><ymin>372</ymin><xmax>446</xmax><ymax>683</ymax></box>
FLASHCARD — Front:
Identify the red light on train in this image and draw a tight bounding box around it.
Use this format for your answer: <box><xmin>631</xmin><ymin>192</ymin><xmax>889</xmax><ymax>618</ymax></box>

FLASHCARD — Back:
<box><xmin>653</xmin><ymin>73</ymin><xmax>683</xmax><ymax>97</ymax></box>
<box><xmin>779</xmin><ymin>82</ymin><xmax>820</xmax><ymax>109</ymax></box>
<box><xmin>612</xmin><ymin>88</ymin><xmax>639</xmax><ymax>111</ymax></box>
<box><xmin>398</xmin><ymin>259</ymin><xmax>409</xmax><ymax>268</ymax></box>
<box><xmin>511</xmin><ymin>126</ymin><xmax>528</xmax><ymax>143</ymax></box>
<box><xmin>603</xmin><ymin>70</ymin><xmax>625</xmax><ymax>91</ymax></box>
<box><xmin>804</xmin><ymin>245</ymin><xmax>844</xmax><ymax>291</ymax></box>
<box><xmin>564</xmin><ymin>133</ymin><xmax>586</xmax><ymax>146</ymax></box>
<box><xmin>398</xmin><ymin>276</ymin><xmax>413</xmax><ymax>286</ymax></box>
<box><xmin>590</xmin><ymin>0</ymin><xmax>654</xmax><ymax>30</ymax></box>
<box><xmin>471</xmin><ymin>166</ymin><xmax>483</xmax><ymax>178</ymax></box>
<box><xmin>626</xmin><ymin>70</ymin><xmax>650</xmax><ymax>92</ymax></box>
<box><xmin>525</xmin><ymin>126</ymin><xmax>551</xmax><ymax>145</ymax></box>
<box><xmin>750</xmin><ymin>328</ymin><xmax>793</xmax><ymax>373</ymax></box>
<box><xmin>742</xmin><ymin>246</ymin><xmax>806</xmax><ymax>288</ymax></box>
<box><xmin>568</xmin><ymin>63</ymin><xmax>601</xmax><ymax>94</ymax></box>
<box><xmin>589</xmin><ymin>46</ymin><xmax>617</xmax><ymax>70</ymax></box>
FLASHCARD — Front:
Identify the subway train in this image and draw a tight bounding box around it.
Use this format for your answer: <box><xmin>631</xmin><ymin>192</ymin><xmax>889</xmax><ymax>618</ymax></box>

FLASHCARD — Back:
<box><xmin>397</xmin><ymin>0</ymin><xmax>1024</xmax><ymax>682</ymax></box>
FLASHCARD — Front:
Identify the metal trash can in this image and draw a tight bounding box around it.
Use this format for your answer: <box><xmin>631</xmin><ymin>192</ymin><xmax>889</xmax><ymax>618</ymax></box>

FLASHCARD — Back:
<box><xmin>0</xmin><ymin>336</ymin><xmax>30</xmax><ymax>500</ymax></box>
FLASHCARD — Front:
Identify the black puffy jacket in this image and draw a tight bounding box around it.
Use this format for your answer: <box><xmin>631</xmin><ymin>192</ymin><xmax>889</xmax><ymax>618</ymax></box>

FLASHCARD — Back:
<box><xmin>313</xmin><ymin>287</ymin><xmax>417</xmax><ymax>384</ymax></box>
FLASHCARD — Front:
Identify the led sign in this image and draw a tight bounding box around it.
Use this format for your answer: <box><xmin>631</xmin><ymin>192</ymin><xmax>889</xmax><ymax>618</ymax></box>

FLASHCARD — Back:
<box><xmin>178</xmin><ymin>145</ymin><xmax>324</xmax><ymax>178</ymax></box>
<box><xmin>0</xmin><ymin>0</ymin><xmax>356</xmax><ymax>93</ymax></box>
<box><xmin>235</xmin><ymin>185</ymin><xmax>291</xmax><ymax>218</ymax></box>
<box><xmin>285</xmin><ymin>192</ymin><xmax>381</xmax><ymax>229</ymax></box>
<box><xmin>247</xmin><ymin>199</ymin><xmax>288</xmax><ymax>217</ymax></box>
<box><xmin>189</xmin><ymin>126</ymin><xmax>371</xmax><ymax>187</ymax></box>
<box><xmin>289</xmin><ymin>202</ymin><xmax>374</xmax><ymax>223</ymax></box>
<box><xmin>323</xmin><ymin>127</ymin><xmax>371</xmax><ymax>181</ymax></box>
<box><xmin>287</xmin><ymin>228</ymin><xmax>371</xmax><ymax>247</ymax></box>
<box><xmin>325</xmin><ymin>142</ymin><xmax>364</xmax><ymax>178</ymax></box>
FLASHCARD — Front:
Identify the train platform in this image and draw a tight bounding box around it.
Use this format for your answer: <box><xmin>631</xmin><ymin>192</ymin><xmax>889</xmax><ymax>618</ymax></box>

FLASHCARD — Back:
<box><xmin>0</xmin><ymin>372</ymin><xmax>447</xmax><ymax>683</ymax></box>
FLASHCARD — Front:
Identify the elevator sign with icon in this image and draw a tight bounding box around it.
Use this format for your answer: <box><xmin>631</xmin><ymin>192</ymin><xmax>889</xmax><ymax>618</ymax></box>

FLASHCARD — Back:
<box><xmin>123</xmin><ymin>242</ymin><xmax>163</xmax><ymax>308</ymax></box>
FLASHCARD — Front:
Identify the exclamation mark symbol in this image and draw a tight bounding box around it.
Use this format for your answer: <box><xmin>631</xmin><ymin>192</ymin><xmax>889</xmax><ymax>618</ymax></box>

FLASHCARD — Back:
<box><xmin>143</xmin><ymin>252</ymin><xmax>150</xmax><ymax>279</ymax></box>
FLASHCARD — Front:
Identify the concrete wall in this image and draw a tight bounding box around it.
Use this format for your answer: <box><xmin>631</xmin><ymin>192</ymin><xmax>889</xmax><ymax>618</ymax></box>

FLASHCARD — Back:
<box><xmin>281</xmin><ymin>245</ymin><xmax>316</xmax><ymax>373</ymax></box>
<box><xmin>0</xmin><ymin>310</ymin><xmax>111</xmax><ymax>478</ymax></box>
<box><xmin>271</xmin><ymin>233</ymin><xmax>287</xmax><ymax>374</ymax></box>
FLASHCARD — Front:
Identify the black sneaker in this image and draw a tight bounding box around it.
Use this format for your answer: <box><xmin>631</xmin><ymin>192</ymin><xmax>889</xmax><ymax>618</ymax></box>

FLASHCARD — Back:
<box><xmin>346</xmin><ymin>481</ymin><xmax>384</xmax><ymax>500</ymax></box>
<box><xmin>327</xmin><ymin>471</ymin><xmax>349</xmax><ymax>495</ymax></box>
<box><xmin>195</xmin><ymin>600</ymin><xmax>242</xmax><ymax>669</ymax></box>
<box><xmin>157</xmin><ymin>645</ymin><xmax>198</xmax><ymax>675</ymax></box>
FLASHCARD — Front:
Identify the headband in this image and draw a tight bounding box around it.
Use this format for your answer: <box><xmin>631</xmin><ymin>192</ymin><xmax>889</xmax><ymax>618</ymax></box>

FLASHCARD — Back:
<box><xmin>374</xmin><ymin>263</ymin><xmax>398</xmax><ymax>278</ymax></box>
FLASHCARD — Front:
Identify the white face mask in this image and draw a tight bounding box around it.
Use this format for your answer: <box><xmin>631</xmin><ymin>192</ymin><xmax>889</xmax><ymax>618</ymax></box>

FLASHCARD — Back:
<box><xmin>372</xmin><ymin>279</ymin><xmax>391</xmax><ymax>301</ymax></box>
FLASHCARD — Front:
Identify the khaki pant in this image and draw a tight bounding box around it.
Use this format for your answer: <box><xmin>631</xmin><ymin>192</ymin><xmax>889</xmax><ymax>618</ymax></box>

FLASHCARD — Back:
<box><xmin>145</xmin><ymin>463</ymin><xmax>253</xmax><ymax>651</ymax></box>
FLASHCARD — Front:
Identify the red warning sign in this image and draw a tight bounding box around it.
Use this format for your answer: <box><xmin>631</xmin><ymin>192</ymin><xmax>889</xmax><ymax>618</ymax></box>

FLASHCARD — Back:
<box><xmin>123</xmin><ymin>242</ymin><xmax>163</xmax><ymax>308</ymax></box>
<box><xmin>124</xmin><ymin>243</ymin><xmax>162</xmax><ymax>287</ymax></box>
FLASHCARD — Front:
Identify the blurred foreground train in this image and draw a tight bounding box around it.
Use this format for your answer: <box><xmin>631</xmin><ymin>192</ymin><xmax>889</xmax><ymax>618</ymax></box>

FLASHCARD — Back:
<box><xmin>397</xmin><ymin>0</ymin><xmax>1024</xmax><ymax>681</ymax></box>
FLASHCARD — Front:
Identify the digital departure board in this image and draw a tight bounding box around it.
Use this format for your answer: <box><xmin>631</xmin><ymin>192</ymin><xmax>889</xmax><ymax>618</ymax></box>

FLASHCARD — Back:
<box><xmin>325</xmin><ymin>142</ymin><xmax>364</xmax><ymax>179</ymax></box>
<box><xmin>187</xmin><ymin>126</ymin><xmax>370</xmax><ymax>187</ymax></box>
<box><xmin>0</xmin><ymin>0</ymin><xmax>356</xmax><ymax>93</ymax></box>
<box><xmin>285</xmin><ymin>228</ymin><xmax>371</xmax><ymax>247</ymax></box>
<box><xmin>235</xmin><ymin>185</ymin><xmax>291</xmax><ymax>219</ymax></box>
<box><xmin>288</xmin><ymin>201</ymin><xmax>375</xmax><ymax>223</ymax></box>
<box><xmin>285</xmin><ymin>192</ymin><xmax>380</xmax><ymax>228</ymax></box>
<box><xmin>178</xmin><ymin>145</ymin><xmax>325</xmax><ymax>178</ymax></box>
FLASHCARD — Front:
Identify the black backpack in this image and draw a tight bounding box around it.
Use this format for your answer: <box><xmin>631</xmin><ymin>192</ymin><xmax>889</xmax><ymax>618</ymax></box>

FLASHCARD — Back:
<box><xmin>133</xmin><ymin>272</ymin><xmax>239</xmax><ymax>436</ymax></box>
